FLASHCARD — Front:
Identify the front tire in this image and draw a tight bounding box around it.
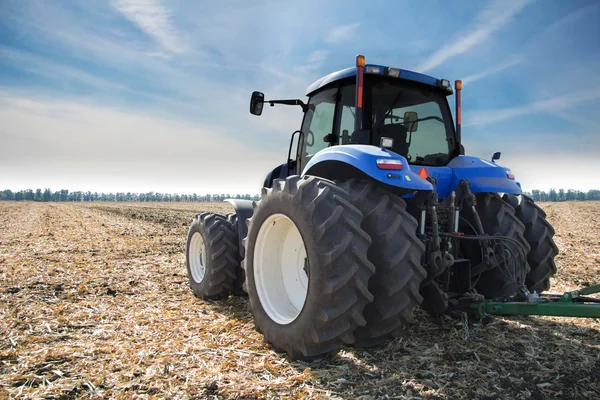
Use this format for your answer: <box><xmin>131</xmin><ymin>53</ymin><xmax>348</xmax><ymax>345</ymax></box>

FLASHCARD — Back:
<box><xmin>185</xmin><ymin>213</ymin><xmax>238</xmax><ymax>299</ymax></box>
<box><xmin>243</xmin><ymin>175</ymin><xmax>375</xmax><ymax>360</ymax></box>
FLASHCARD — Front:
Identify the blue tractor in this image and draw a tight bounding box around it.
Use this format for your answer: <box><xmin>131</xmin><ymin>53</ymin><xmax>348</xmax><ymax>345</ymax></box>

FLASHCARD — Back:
<box><xmin>185</xmin><ymin>55</ymin><xmax>559</xmax><ymax>360</ymax></box>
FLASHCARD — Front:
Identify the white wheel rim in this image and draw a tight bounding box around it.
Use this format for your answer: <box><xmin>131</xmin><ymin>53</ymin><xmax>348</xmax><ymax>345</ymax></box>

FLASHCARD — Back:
<box><xmin>254</xmin><ymin>213</ymin><xmax>309</xmax><ymax>325</ymax></box>
<box><xmin>189</xmin><ymin>232</ymin><xmax>207</xmax><ymax>283</ymax></box>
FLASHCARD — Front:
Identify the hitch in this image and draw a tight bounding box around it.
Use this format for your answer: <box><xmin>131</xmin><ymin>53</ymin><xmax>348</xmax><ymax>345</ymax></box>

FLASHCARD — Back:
<box><xmin>471</xmin><ymin>284</ymin><xmax>600</xmax><ymax>319</ymax></box>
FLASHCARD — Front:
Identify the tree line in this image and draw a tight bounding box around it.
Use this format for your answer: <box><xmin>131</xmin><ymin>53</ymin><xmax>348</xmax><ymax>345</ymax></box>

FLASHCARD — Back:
<box><xmin>1</xmin><ymin>188</ymin><xmax>598</xmax><ymax>203</ymax></box>
<box><xmin>0</xmin><ymin>189</ymin><xmax>260</xmax><ymax>202</ymax></box>
<box><xmin>525</xmin><ymin>189</ymin><xmax>600</xmax><ymax>202</ymax></box>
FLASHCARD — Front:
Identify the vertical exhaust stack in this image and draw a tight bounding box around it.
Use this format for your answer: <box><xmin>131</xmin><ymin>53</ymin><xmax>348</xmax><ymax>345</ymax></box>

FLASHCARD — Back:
<box><xmin>354</xmin><ymin>54</ymin><xmax>365</xmax><ymax>133</ymax></box>
<box><xmin>455</xmin><ymin>80</ymin><xmax>462</xmax><ymax>144</ymax></box>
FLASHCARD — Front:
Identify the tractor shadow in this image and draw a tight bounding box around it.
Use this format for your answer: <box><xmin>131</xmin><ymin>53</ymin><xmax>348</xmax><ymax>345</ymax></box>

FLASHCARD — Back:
<box><xmin>300</xmin><ymin>311</ymin><xmax>600</xmax><ymax>399</ymax></box>
<box><xmin>209</xmin><ymin>298</ymin><xmax>600</xmax><ymax>399</ymax></box>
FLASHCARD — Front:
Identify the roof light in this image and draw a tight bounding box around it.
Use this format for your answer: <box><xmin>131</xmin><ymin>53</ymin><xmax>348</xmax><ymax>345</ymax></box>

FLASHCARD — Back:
<box><xmin>455</xmin><ymin>80</ymin><xmax>463</xmax><ymax>90</ymax></box>
<box><xmin>439</xmin><ymin>79</ymin><xmax>453</xmax><ymax>93</ymax></box>
<box><xmin>506</xmin><ymin>170</ymin><xmax>515</xmax><ymax>180</ymax></box>
<box><xmin>365</xmin><ymin>66</ymin><xmax>381</xmax><ymax>74</ymax></box>
<box><xmin>356</xmin><ymin>54</ymin><xmax>365</xmax><ymax>67</ymax></box>
<box><xmin>380</xmin><ymin>137</ymin><xmax>394</xmax><ymax>148</ymax></box>
<box><xmin>376</xmin><ymin>159</ymin><xmax>403</xmax><ymax>170</ymax></box>
<box><xmin>387</xmin><ymin>68</ymin><xmax>400</xmax><ymax>78</ymax></box>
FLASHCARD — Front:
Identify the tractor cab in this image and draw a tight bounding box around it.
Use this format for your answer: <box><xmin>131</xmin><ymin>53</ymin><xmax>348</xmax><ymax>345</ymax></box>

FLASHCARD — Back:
<box><xmin>251</xmin><ymin>55</ymin><xmax>461</xmax><ymax>176</ymax></box>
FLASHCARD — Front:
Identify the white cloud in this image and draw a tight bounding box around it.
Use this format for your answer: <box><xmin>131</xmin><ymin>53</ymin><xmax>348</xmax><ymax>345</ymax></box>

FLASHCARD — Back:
<box><xmin>0</xmin><ymin>93</ymin><xmax>282</xmax><ymax>194</ymax></box>
<box><xmin>325</xmin><ymin>23</ymin><xmax>360</xmax><ymax>43</ymax></box>
<box><xmin>461</xmin><ymin>54</ymin><xmax>522</xmax><ymax>85</ymax></box>
<box><xmin>417</xmin><ymin>0</ymin><xmax>533</xmax><ymax>72</ymax></box>
<box><xmin>464</xmin><ymin>86</ymin><xmax>600</xmax><ymax>126</ymax></box>
<box><xmin>111</xmin><ymin>0</ymin><xmax>187</xmax><ymax>54</ymax></box>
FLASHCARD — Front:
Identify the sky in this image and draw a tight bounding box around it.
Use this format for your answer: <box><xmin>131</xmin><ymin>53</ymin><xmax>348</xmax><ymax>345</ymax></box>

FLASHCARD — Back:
<box><xmin>1</xmin><ymin>0</ymin><xmax>599</xmax><ymax>194</ymax></box>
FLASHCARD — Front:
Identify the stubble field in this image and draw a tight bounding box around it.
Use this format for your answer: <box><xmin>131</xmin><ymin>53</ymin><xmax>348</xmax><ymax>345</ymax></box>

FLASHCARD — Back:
<box><xmin>1</xmin><ymin>201</ymin><xmax>599</xmax><ymax>399</ymax></box>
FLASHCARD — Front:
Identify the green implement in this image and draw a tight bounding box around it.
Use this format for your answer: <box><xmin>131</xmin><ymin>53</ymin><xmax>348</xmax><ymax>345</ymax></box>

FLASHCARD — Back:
<box><xmin>471</xmin><ymin>284</ymin><xmax>600</xmax><ymax>319</ymax></box>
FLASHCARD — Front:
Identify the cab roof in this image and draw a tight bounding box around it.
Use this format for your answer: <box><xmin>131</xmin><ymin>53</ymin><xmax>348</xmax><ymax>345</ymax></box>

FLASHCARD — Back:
<box><xmin>305</xmin><ymin>64</ymin><xmax>446</xmax><ymax>97</ymax></box>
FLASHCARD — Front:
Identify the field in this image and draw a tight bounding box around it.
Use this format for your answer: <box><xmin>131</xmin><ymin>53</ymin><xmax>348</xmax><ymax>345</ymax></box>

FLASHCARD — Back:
<box><xmin>1</xmin><ymin>201</ymin><xmax>599</xmax><ymax>399</ymax></box>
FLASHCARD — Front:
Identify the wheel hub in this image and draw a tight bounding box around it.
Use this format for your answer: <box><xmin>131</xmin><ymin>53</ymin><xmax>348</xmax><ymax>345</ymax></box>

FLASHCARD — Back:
<box><xmin>189</xmin><ymin>232</ymin><xmax>207</xmax><ymax>283</ymax></box>
<box><xmin>254</xmin><ymin>214</ymin><xmax>309</xmax><ymax>325</ymax></box>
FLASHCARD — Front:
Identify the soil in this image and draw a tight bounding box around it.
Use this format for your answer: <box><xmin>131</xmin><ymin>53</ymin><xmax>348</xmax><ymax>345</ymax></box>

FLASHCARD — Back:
<box><xmin>1</xmin><ymin>201</ymin><xmax>599</xmax><ymax>399</ymax></box>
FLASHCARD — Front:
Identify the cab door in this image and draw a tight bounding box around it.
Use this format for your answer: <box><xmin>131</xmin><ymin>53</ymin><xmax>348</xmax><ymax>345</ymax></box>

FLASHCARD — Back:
<box><xmin>297</xmin><ymin>88</ymin><xmax>337</xmax><ymax>172</ymax></box>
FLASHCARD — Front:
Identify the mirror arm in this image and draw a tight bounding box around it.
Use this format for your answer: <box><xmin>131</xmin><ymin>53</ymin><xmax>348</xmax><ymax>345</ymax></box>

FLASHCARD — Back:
<box><xmin>267</xmin><ymin>99</ymin><xmax>309</xmax><ymax>112</ymax></box>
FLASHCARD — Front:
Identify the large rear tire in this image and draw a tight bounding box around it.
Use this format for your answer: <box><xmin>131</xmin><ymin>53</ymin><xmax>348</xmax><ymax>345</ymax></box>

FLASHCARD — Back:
<box><xmin>243</xmin><ymin>175</ymin><xmax>375</xmax><ymax>360</ymax></box>
<box><xmin>461</xmin><ymin>193</ymin><xmax>530</xmax><ymax>299</ymax></box>
<box><xmin>338</xmin><ymin>179</ymin><xmax>426</xmax><ymax>347</ymax></box>
<box><xmin>185</xmin><ymin>213</ymin><xmax>238</xmax><ymax>299</ymax></box>
<box><xmin>503</xmin><ymin>194</ymin><xmax>558</xmax><ymax>293</ymax></box>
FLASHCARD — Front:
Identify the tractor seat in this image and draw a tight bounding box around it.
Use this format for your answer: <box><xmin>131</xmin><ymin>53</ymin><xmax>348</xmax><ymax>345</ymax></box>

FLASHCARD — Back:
<box><xmin>377</xmin><ymin>123</ymin><xmax>408</xmax><ymax>156</ymax></box>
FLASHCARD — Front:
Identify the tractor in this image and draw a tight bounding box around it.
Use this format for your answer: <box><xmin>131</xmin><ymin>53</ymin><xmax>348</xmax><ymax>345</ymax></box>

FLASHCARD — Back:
<box><xmin>184</xmin><ymin>54</ymin><xmax>599</xmax><ymax>360</ymax></box>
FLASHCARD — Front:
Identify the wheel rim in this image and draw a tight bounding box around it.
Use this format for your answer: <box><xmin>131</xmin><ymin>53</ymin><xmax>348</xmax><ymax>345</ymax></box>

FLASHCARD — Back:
<box><xmin>189</xmin><ymin>232</ymin><xmax>207</xmax><ymax>283</ymax></box>
<box><xmin>254</xmin><ymin>213</ymin><xmax>309</xmax><ymax>325</ymax></box>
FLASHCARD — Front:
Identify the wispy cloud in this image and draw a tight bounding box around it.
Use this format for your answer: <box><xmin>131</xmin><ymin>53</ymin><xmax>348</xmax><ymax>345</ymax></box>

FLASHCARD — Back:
<box><xmin>298</xmin><ymin>50</ymin><xmax>329</xmax><ymax>72</ymax></box>
<box><xmin>417</xmin><ymin>0</ymin><xmax>533</xmax><ymax>72</ymax></box>
<box><xmin>111</xmin><ymin>0</ymin><xmax>186</xmax><ymax>54</ymax></box>
<box><xmin>0</xmin><ymin>46</ymin><xmax>127</xmax><ymax>91</ymax></box>
<box><xmin>325</xmin><ymin>23</ymin><xmax>360</xmax><ymax>43</ymax></box>
<box><xmin>465</xmin><ymin>86</ymin><xmax>600</xmax><ymax>126</ymax></box>
<box><xmin>461</xmin><ymin>54</ymin><xmax>522</xmax><ymax>85</ymax></box>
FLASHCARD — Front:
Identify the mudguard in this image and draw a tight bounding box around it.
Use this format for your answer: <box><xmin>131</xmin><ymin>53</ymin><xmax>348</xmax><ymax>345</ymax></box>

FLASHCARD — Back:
<box><xmin>414</xmin><ymin>156</ymin><xmax>522</xmax><ymax>199</ymax></box>
<box><xmin>302</xmin><ymin>145</ymin><xmax>433</xmax><ymax>195</ymax></box>
<box><xmin>224</xmin><ymin>199</ymin><xmax>254</xmax><ymax>258</ymax></box>
<box><xmin>263</xmin><ymin>162</ymin><xmax>295</xmax><ymax>188</ymax></box>
<box><xmin>447</xmin><ymin>156</ymin><xmax>522</xmax><ymax>197</ymax></box>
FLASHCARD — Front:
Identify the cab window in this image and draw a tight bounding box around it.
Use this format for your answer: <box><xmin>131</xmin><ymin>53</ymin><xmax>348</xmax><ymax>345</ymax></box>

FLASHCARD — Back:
<box><xmin>300</xmin><ymin>88</ymin><xmax>337</xmax><ymax>168</ymax></box>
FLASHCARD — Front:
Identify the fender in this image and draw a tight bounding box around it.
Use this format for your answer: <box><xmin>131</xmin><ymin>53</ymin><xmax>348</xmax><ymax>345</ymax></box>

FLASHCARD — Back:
<box><xmin>447</xmin><ymin>156</ymin><xmax>522</xmax><ymax>196</ymax></box>
<box><xmin>302</xmin><ymin>145</ymin><xmax>433</xmax><ymax>195</ymax></box>
<box><xmin>224</xmin><ymin>199</ymin><xmax>254</xmax><ymax>258</ymax></box>
<box><xmin>263</xmin><ymin>162</ymin><xmax>295</xmax><ymax>188</ymax></box>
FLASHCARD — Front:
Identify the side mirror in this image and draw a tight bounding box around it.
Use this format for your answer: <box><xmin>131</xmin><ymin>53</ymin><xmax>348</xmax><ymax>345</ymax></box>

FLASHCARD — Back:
<box><xmin>492</xmin><ymin>151</ymin><xmax>501</xmax><ymax>162</ymax></box>
<box><xmin>250</xmin><ymin>91</ymin><xmax>265</xmax><ymax>116</ymax></box>
<box><xmin>404</xmin><ymin>111</ymin><xmax>418</xmax><ymax>132</ymax></box>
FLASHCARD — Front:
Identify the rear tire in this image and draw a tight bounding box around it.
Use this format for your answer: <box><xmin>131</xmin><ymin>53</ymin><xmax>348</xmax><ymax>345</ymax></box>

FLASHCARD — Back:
<box><xmin>185</xmin><ymin>213</ymin><xmax>238</xmax><ymax>299</ymax></box>
<box><xmin>503</xmin><ymin>194</ymin><xmax>558</xmax><ymax>293</ymax></box>
<box><xmin>243</xmin><ymin>175</ymin><xmax>375</xmax><ymax>360</ymax></box>
<box><xmin>461</xmin><ymin>193</ymin><xmax>530</xmax><ymax>299</ymax></box>
<box><xmin>338</xmin><ymin>179</ymin><xmax>426</xmax><ymax>347</ymax></box>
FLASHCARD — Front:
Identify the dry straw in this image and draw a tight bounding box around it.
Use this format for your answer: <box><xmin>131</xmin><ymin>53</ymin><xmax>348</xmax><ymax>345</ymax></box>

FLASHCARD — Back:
<box><xmin>1</xmin><ymin>201</ymin><xmax>599</xmax><ymax>399</ymax></box>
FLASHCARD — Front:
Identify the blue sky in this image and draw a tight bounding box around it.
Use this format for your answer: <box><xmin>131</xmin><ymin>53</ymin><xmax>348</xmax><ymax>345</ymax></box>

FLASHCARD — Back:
<box><xmin>1</xmin><ymin>0</ymin><xmax>599</xmax><ymax>194</ymax></box>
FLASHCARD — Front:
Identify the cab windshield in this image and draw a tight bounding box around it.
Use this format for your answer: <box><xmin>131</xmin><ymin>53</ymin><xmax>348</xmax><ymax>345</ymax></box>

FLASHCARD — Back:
<box><xmin>367</xmin><ymin>77</ymin><xmax>456</xmax><ymax>166</ymax></box>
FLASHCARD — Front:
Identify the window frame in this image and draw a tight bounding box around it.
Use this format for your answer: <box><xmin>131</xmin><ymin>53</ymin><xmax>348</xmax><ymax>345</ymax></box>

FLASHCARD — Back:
<box><xmin>298</xmin><ymin>86</ymin><xmax>341</xmax><ymax>171</ymax></box>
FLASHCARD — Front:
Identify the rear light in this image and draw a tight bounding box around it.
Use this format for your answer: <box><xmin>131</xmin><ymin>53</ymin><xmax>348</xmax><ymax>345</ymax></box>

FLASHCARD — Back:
<box><xmin>506</xmin><ymin>170</ymin><xmax>515</xmax><ymax>180</ymax></box>
<box><xmin>376</xmin><ymin>159</ymin><xmax>403</xmax><ymax>170</ymax></box>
